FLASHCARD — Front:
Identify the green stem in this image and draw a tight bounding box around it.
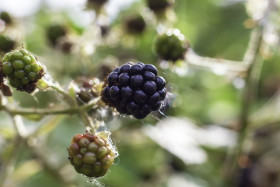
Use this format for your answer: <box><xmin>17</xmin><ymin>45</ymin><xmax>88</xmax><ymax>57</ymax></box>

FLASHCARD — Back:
<box><xmin>49</xmin><ymin>84</ymin><xmax>76</xmax><ymax>106</ymax></box>
<box><xmin>3</xmin><ymin>97</ymin><xmax>100</xmax><ymax>116</ymax></box>
<box><xmin>225</xmin><ymin>27</ymin><xmax>263</xmax><ymax>179</ymax></box>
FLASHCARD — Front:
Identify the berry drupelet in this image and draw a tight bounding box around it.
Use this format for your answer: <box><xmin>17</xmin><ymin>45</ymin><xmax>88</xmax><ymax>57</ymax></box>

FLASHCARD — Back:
<box><xmin>1</xmin><ymin>49</ymin><xmax>44</xmax><ymax>93</ymax></box>
<box><xmin>101</xmin><ymin>62</ymin><xmax>167</xmax><ymax>119</ymax></box>
<box><xmin>154</xmin><ymin>28</ymin><xmax>189</xmax><ymax>61</ymax></box>
<box><xmin>68</xmin><ymin>133</ymin><xmax>115</xmax><ymax>178</ymax></box>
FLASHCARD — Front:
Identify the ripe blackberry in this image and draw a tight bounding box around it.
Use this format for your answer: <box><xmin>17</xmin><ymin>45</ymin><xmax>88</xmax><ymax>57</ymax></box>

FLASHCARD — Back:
<box><xmin>154</xmin><ymin>28</ymin><xmax>189</xmax><ymax>61</ymax></box>
<box><xmin>68</xmin><ymin>133</ymin><xmax>115</xmax><ymax>178</ymax></box>
<box><xmin>147</xmin><ymin>0</ymin><xmax>174</xmax><ymax>12</ymax></box>
<box><xmin>0</xmin><ymin>35</ymin><xmax>16</xmax><ymax>52</ymax></box>
<box><xmin>0</xmin><ymin>11</ymin><xmax>12</xmax><ymax>25</ymax></box>
<box><xmin>125</xmin><ymin>14</ymin><xmax>146</xmax><ymax>34</ymax></box>
<box><xmin>101</xmin><ymin>62</ymin><xmax>167</xmax><ymax>119</ymax></box>
<box><xmin>46</xmin><ymin>24</ymin><xmax>67</xmax><ymax>46</ymax></box>
<box><xmin>1</xmin><ymin>49</ymin><xmax>44</xmax><ymax>93</ymax></box>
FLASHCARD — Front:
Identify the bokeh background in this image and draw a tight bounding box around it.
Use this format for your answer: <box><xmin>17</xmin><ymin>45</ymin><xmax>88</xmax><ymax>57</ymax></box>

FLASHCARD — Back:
<box><xmin>1</xmin><ymin>0</ymin><xmax>280</xmax><ymax>186</ymax></box>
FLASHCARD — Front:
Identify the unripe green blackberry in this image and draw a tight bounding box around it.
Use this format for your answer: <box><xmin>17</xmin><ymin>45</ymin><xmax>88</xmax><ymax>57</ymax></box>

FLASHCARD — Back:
<box><xmin>0</xmin><ymin>35</ymin><xmax>16</xmax><ymax>52</ymax></box>
<box><xmin>88</xmin><ymin>0</ymin><xmax>108</xmax><ymax>5</ymax></box>
<box><xmin>1</xmin><ymin>49</ymin><xmax>44</xmax><ymax>93</ymax></box>
<box><xmin>125</xmin><ymin>14</ymin><xmax>146</xmax><ymax>34</ymax></box>
<box><xmin>46</xmin><ymin>24</ymin><xmax>67</xmax><ymax>46</ymax></box>
<box><xmin>87</xmin><ymin>0</ymin><xmax>109</xmax><ymax>11</ymax></box>
<box><xmin>147</xmin><ymin>0</ymin><xmax>174</xmax><ymax>12</ymax></box>
<box><xmin>68</xmin><ymin>133</ymin><xmax>115</xmax><ymax>178</ymax></box>
<box><xmin>0</xmin><ymin>11</ymin><xmax>12</xmax><ymax>25</ymax></box>
<box><xmin>154</xmin><ymin>28</ymin><xmax>189</xmax><ymax>61</ymax></box>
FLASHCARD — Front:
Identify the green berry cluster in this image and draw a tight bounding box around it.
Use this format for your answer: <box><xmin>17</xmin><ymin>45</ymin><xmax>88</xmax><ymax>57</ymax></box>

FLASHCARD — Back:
<box><xmin>154</xmin><ymin>28</ymin><xmax>189</xmax><ymax>61</ymax></box>
<box><xmin>1</xmin><ymin>49</ymin><xmax>44</xmax><ymax>93</ymax></box>
<box><xmin>68</xmin><ymin>133</ymin><xmax>115</xmax><ymax>178</ymax></box>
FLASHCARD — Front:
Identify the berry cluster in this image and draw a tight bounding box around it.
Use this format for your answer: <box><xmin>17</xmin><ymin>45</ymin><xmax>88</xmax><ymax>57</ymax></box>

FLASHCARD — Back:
<box><xmin>155</xmin><ymin>28</ymin><xmax>189</xmax><ymax>61</ymax></box>
<box><xmin>68</xmin><ymin>133</ymin><xmax>115</xmax><ymax>178</ymax></box>
<box><xmin>147</xmin><ymin>0</ymin><xmax>174</xmax><ymax>11</ymax></box>
<box><xmin>1</xmin><ymin>49</ymin><xmax>44</xmax><ymax>93</ymax></box>
<box><xmin>101</xmin><ymin>62</ymin><xmax>167</xmax><ymax>119</ymax></box>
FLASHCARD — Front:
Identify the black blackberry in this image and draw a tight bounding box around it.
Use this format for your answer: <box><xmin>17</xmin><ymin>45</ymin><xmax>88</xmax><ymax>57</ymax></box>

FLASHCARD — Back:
<box><xmin>101</xmin><ymin>62</ymin><xmax>167</xmax><ymax>119</ymax></box>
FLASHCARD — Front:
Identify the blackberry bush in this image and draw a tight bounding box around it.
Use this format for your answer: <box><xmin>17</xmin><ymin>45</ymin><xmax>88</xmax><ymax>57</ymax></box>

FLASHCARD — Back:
<box><xmin>154</xmin><ymin>28</ymin><xmax>189</xmax><ymax>61</ymax></box>
<box><xmin>101</xmin><ymin>62</ymin><xmax>167</xmax><ymax>119</ymax></box>
<box><xmin>1</xmin><ymin>49</ymin><xmax>44</xmax><ymax>93</ymax></box>
<box><xmin>68</xmin><ymin>133</ymin><xmax>115</xmax><ymax>178</ymax></box>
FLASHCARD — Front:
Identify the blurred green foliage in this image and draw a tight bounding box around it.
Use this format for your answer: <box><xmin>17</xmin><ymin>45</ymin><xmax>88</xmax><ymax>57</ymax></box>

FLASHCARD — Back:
<box><xmin>1</xmin><ymin>0</ymin><xmax>280</xmax><ymax>187</ymax></box>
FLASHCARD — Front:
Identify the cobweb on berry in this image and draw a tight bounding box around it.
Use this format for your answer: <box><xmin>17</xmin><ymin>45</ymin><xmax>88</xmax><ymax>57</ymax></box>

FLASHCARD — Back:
<box><xmin>151</xmin><ymin>91</ymin><xmax>174</xmax><ymax>120</ymax></box>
